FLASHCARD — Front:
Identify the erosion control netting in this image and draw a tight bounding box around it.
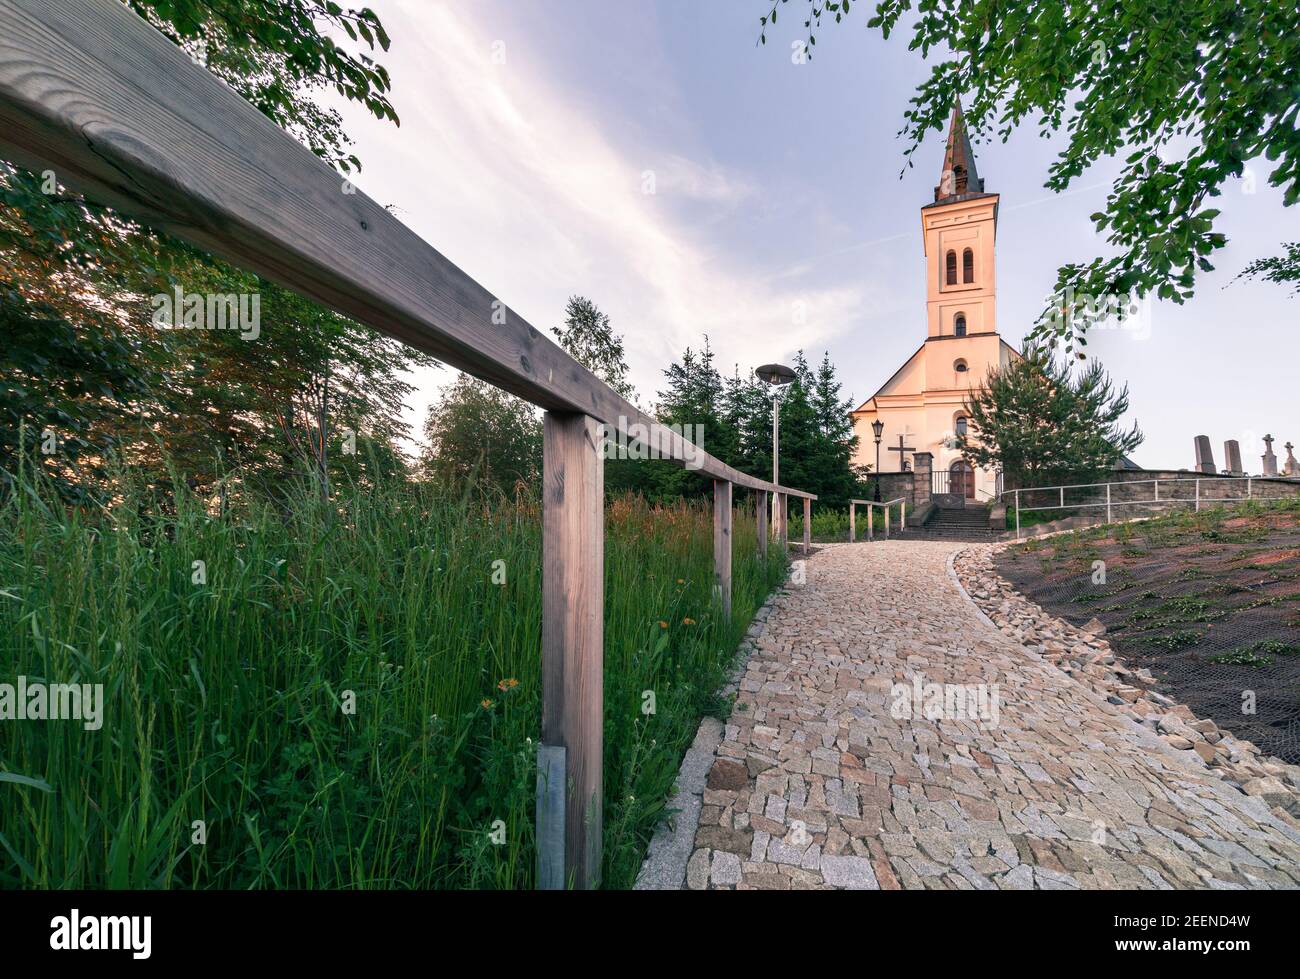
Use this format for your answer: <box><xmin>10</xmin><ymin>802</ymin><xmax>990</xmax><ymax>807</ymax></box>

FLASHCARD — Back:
<box><xmin>994</xmin><ymin>500</ymin><xmax>1300</xmax><ymax>764</ymax></box>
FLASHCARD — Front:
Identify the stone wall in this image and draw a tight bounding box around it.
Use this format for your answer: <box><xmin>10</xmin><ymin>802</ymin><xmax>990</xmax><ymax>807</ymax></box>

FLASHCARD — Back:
<box><xmin>866</xmin><ymin>472</ymin><xmax>917</xmax><ymax>506</ymax></box>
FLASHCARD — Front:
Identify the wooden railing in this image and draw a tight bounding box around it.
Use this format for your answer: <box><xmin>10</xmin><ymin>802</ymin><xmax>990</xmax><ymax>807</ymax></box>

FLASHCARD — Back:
<box><xmin>0</xmin><ymin>0</ymin><xmax>816</xmax><ymax>890</ymax></box>
<box><xmin>849</xmin><ymin>498</ymin><xmax>907</xmax><ymax>541</ymax></box>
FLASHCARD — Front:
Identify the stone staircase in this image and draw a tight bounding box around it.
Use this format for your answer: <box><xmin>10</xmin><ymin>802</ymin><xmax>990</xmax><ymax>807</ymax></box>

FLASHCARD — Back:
<box><xmin>898</xmin><ymin>506</ymin><xmax>994</xmax><ymax>541</ymax></box>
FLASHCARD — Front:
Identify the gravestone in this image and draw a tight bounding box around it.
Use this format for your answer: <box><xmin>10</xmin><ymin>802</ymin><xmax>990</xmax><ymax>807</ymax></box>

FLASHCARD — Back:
<box><xmin>1193</xmin><ymin>435</ymin><xmax>1216</xmax><ymax>475</ymax></box>
<box><xmin>1223</xmin><ymin>440</ymin><xmax>1244</xmax><ymax>477</ymax></box>
<box><xmin>1286</xmin><ymin>442</ymin><xmax>1299</xmax><ymax>477</ymax></box>
<box><xmin>1262</xmin><ymin>434</ymin><xmax>1279</xmax><ymax>477</ymax></box>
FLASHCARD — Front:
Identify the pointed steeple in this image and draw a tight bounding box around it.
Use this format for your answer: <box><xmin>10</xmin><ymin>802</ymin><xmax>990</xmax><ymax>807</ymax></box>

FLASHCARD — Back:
<box><xmin>933</xmin><ymin>99</ymin><xmax>984</xmax><ymax>203</ymax></box>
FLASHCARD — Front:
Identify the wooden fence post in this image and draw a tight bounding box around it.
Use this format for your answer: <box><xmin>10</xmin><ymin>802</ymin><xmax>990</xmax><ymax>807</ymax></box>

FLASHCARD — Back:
<box><xmin>778</xmin><ymin>494</ymin><xmax>788</xmax><ymax>548</ymax></box>
<box><xmin>714</xmin><ymin>479</ymin><xmax>733</xmax><ymax>619</ymax></box>
<box><xmin>756</xmin><ymin>490</ymin><xmax>769</xmax><ymax>558</ymax></box>
<box><xmin>802</xmin><ymin>497</ymin><xmax>811</xmax><ymax>554</ymax></box>
<box><xmin>850</xmin><ymin>502</ymin><xmax>856</xmax><ymax>543</ymax></box>
<box><xmin>541</xmin><ymin>412</ymin><xmax>604</xmax><ymax>890</ymax></box>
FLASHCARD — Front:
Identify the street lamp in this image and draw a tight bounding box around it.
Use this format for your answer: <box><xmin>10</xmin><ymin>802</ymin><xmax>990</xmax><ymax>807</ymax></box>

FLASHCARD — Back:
<box><xmin>871</xmin><ymin>418</ymin><xmax>885</xmax><ymax>502</ymax></box>
<box><xmin>756</xmin><ymin>363</ymin><xmax>796</xmax><ymax>483</ymax></box>
<box><xmin>757</xmin><ymin>363</ymin><xmax>796</xmax><ymax>532</ymax></box>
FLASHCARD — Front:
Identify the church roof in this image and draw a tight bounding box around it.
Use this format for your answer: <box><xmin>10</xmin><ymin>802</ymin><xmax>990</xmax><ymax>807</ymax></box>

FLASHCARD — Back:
<box><xmin>850</xmin><ymin>337</ymin><xmax>1021</xmax><ymax>414</ymax></box>
<box><xmin>929</xmin><ymin>98</ymin><xmax>989</xmax><ymax>206</ymax></box>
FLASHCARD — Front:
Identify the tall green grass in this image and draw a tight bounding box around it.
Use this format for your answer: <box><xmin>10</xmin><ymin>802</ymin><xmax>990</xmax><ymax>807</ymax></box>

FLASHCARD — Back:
<box><xmin>0</xmin><ymin>467</ymin><xmax>787</xmax><ymax>889</ymax></box>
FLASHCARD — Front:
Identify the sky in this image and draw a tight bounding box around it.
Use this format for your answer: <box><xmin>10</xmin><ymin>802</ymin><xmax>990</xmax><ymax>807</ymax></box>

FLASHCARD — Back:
<box><xmin>330</xmin><ymin>0</ymin><xmax>1298</xmax><ymax>472</ymax></box>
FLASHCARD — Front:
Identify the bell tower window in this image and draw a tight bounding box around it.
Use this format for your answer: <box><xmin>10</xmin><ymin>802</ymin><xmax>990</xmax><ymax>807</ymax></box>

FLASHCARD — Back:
<box><xmin>954</xmin><ymin>313</ymin><xmax>967</xmax><ymax>337</ymax></box>
<box><xmin>945</xmin><ymin>250</ymin><xmax>957</xmax><ymax>286</ymax></box>
<box><xmin>963</xmin><ymin>248</ymin><xmax>974</xmax><ymax>283</ymax></box>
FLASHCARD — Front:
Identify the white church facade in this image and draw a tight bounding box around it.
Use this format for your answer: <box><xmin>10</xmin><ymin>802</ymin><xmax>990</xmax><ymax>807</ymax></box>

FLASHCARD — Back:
<box><xmin>850</xmin><ymin>102</ymin><xmax>1019</xmax><ymax>502</ymax></box>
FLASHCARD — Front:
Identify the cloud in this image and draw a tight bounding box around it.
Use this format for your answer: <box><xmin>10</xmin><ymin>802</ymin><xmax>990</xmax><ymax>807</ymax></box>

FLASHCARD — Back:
<box><xmin>343</xmin><ymin>0</ymin><xmax>863</xmax><ymax>429</ymax></box>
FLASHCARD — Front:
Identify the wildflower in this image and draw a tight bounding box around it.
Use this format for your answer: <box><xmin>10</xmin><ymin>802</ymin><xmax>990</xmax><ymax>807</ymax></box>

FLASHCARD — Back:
<box><xmin>676</xmin><ymin>578</ymin><xmax>685</xmax><ymax>585</ymax></box>
<box><xmin>497</xmin><ymin>677</ymin><xmax>519</xmax><ymax>692</ymax></box>
<box><xmin>683</xmin><ymin>617</ymin><xmax>696</xmax><ymax>626</ymax></box>
<box><xmin>480</xmin><ymin>698</ymin><xmax>495</xmax><ymax>709</ymax></box>
<box><xmin>658</xmin><ymin>620</ymin><xmax>669</xmax><ymax>629</ymax></box>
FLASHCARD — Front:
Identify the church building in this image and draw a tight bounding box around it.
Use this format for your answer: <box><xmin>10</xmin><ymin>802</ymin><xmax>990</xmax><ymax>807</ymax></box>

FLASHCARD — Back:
<box><xmin>850</xmin><ymin>102</ymin><xmax>1019</xmax><ymax>502</ymax></box>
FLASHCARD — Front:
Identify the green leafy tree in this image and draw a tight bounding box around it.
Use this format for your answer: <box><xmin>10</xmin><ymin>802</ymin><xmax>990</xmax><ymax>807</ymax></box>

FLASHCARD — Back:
<box><xmin>126</xmin><ymin>0</ymin><xmax>397</xmax><ymax>172</ymax></box>
<box><xmin>1</xmin><ymin>1</ymin><xmax>403</xmax><ymax>496</ymax></box>
<box><xmin>0</xmin><ymin>289</ymin><xmax>152</xmax><ymax>499</ymax></box>
<box><xmin>758</xmin><ymin>0</ymin><xmax>1300</xmax><ymax>352</ymax></box>
<box><xmin>421</xmin><ymin>375</ymin><xmax>541</xmax><ymax>496</ymax></box>
<box><xmin>956</xmin><ymin>345</ymin><xmax>1143</xmax><ymax>489</ymax></box>
<box><xmin>150</xmin><ymin>277</ymin><xmax>432</xmax><ymax>497</ymax></box>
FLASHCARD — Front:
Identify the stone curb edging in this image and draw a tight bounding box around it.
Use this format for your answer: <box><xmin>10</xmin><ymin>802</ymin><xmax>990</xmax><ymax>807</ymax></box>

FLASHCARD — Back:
<box><xmin>634</xmin><ymin>585</ymin><xmax>786</xmax><ymax>890</ymax></box>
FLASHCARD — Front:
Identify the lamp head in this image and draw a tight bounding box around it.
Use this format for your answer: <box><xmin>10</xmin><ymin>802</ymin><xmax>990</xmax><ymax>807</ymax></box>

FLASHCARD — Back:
<box><xmin>756</xmin><ymin>363</ymin><xmax>796</xmax><ymax>388</ymax></box>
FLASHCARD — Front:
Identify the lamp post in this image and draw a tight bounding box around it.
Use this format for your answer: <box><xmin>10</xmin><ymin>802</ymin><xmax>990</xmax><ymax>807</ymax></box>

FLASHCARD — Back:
<box><xmin>757</xmin><ymin>363</ymin><xmax>796</xmax><ymax>533</ymax></box>
<box><xmin>871</xmin><ymin>419</ymin><xmax>884</xmax><ymax>502</ymax></box>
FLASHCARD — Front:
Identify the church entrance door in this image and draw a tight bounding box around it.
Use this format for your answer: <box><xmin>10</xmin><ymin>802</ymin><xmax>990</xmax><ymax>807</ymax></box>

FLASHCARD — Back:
<box><xmin>950</xmin><ymin>460</ymin><xmax>976</xmax><ymax>499</ymax></box>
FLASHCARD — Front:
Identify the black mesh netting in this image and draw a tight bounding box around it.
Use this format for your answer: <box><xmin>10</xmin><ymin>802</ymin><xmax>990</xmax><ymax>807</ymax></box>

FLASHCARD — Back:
<box><xmin>994</xmin><ymin>501</ymin><xmax>1300</xmax><ymax>764</ymax></box>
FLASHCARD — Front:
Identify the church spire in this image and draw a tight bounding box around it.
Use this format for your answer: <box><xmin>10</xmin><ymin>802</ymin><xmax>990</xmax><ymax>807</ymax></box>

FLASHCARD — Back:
<box><xmin>934</xmin><ymin>98</ymin><xmax>984</xmax><ymax>203</ymax></box>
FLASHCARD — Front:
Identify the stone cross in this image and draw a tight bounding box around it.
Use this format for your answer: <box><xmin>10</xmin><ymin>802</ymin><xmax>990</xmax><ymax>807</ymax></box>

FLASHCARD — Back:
<box><xmin>1223</xmin><ymin>440</ymin><xmax>1244</xmax><ymax>477</ymax></box>
<box><xmin>1285</xmin><ymin>441</ymin><xmax>1299</xmax><ymax>477</ymax></box>
<box><xmin>888</xmin><ymin>432</ymin><xmax>916</xmax><ymax>472</ymax></box>
<box><xmin>1193</xmin><ymin>435</ymin><xmax>1216</xmax><ymax>475</ymax></box>
<box><xmin>1262</xmin><ymin>434</ymin><xmax>1279</xmax><ymax>477</ymax></box>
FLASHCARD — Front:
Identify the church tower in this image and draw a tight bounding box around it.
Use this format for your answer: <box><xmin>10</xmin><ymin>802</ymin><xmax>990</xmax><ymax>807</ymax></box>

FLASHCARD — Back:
<box><xmin>849</xmin><ymin>100</ymin><xmax>1019</xmax><ymax>502</ymax></box>
<box><xmin>923</xmin><ymin>100</ymin><xmax>998</xmax><ymax>343</ymax></box>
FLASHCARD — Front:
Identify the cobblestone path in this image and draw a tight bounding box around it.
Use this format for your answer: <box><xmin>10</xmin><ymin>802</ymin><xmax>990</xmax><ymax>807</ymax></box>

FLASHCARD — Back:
<box><xmin>643</xmin><ymin>540</ymin><xmax>1300</xmax><ymax>890</ymax></box>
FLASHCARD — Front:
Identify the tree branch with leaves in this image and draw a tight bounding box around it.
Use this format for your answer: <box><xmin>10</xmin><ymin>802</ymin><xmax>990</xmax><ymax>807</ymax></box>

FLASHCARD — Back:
<box><xmin>758</xmin><ymin>0</ymin><xmax>1299</xmax><ymax>355</ymax></box>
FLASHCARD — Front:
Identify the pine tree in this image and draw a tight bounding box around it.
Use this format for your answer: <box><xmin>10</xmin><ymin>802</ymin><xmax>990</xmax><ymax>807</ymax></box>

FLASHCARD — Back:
<box><xmin>957</xmin><ymin>345</ymin><xmax>1143</xmax><ymax>489</ymax></box>
<box><xmin>552</xmin><ymin>296</ymin><xmax>636</xmax><ymax>401</ymax></box>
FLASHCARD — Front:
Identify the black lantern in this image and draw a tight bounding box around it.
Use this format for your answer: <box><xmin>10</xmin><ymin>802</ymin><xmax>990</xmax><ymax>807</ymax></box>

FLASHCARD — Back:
<box><xmin>871</xmin><ymin>419</ymin><xmax>885</xmax><ymax>502</ymax></box>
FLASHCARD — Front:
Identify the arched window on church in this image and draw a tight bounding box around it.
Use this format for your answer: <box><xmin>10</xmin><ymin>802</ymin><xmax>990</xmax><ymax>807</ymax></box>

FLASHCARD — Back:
<box><xmin>945</xmin><ymin>250</ymin><xmax>957</xmax><ymax>285</ymax></box>
<box><xmin>955</xmin><ymin>415</ymin><xmax>968</xmax><ymax>437</ymax></box>
<box><xmin>954</xmin><ymin>313</ymin><xmax>967</xmax><ymax>337</ymax></box>
<box><xmin>954</xmin><ymin>359</ymin><xmax>969</xmax><ymax>375</ymax></box>
<box><xmin>963</xmin><ymin>248</ymin><xmax>974</xmax><ymax>283</ymax></box>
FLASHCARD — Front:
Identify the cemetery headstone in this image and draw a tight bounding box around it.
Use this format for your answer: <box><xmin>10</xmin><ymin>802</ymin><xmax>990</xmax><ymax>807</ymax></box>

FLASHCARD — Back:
<box><xmin>1262</xmin><ymin>434</ymin><xmax>1279</xmax><ymax>477</ymax></box>
<box><xmin>1194</xmin><ymin>435</ymin><xmax>1216</xmax><ymax>475</ymax></box>
<box><xmin>1223</xmin><ymin>440</ymin><xmax>1244</xmax><ymax>477</ymax></box>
